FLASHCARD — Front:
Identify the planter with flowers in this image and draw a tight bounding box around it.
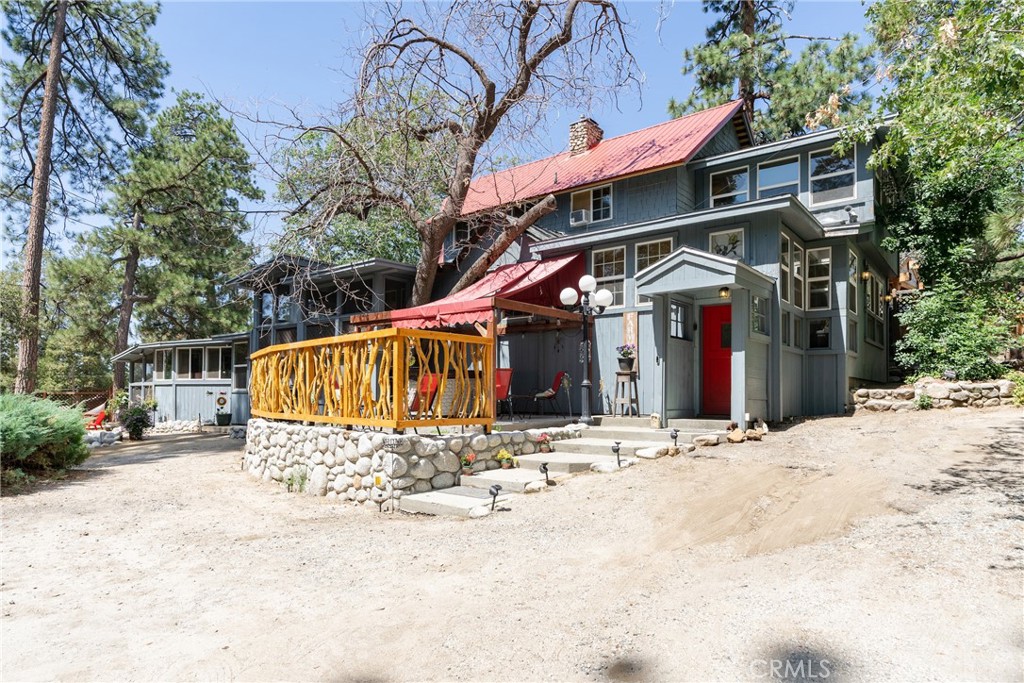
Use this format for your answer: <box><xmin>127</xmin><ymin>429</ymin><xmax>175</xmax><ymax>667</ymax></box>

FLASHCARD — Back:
<box><xmin>461</xmin><ymin>452</ymin><xmax>477</xmax><ymax>476</ymax></box>
<box><xmin>495</xmin><ymin>448</ymin><xmax>515</xmax><ymax>469</ymax></box>
<box><xmin>616</xmin><ymin>343</ymin><xmax>636</xmax><ymax>372</ymax></box>
<box><xmin>537</xmin><ymin>433</ymin><xmax>552</xmax><ymax>453</ymax></box>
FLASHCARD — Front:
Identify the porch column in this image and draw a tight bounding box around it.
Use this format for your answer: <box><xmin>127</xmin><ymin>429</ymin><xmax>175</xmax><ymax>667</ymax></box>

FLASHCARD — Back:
<box><xmin>730</xmin><ymin>291</ymin><xmax>748</xmax><ymax>429</ymax></box>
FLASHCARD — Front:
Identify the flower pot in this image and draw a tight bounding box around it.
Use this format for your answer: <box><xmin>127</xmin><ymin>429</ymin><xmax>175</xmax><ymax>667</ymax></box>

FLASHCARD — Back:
<box><xmin>539</xmin><ymin>443</ymin><xmax>551</xmax><ymax>453</ymax></box>
<box><xmin>618</xmin><ymin>357</ymin><xmax>635</xmax><ymax>372</ymax></box>
<box><xmin>215</xmin><ymin>413</ymin><xmax>231</xmax><ymax>426</ymax></box>
<box><xmin>461</xmin><ymin>467</ymin><xmax>473</xmax><ymax>476</ymax></box>
<box><xmin>501</xmin><ymin>462</ymin><xmax>512</xmax><ymax>469</ymax></box>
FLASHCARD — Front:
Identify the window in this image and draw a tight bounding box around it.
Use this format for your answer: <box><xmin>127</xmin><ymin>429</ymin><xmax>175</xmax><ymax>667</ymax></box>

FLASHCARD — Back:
<box><xmin>306</xmin><ymin>288</ymin><xmax>336</xmax><ymax>319</ymax></box>
<box><xmin>571</xmin><ymin>184</ymin><xmax>613</xmax><ymax>223</ymax></box>
<box><xmin>220</xmin><ymin>347</ymin><xmax>232</xmax><ymax>379</ymax></box>
<box><xmin>593</xmin><ymin>247</ymin><xmax>625</xmax><ymax>307</ymax></box>
<box><xmin>206</xmin><ymin>348</ymin><xmax>221</xmax><ymax>380</ymax></box>
<box><xmin>793</xmin><ymin>245</ymin><xmax>804</xmax><ymax>310</ymax></box>
<box><xmin>866</xmin><ymin>274</ymin><xmax>885</xmax><ymax>345</ymax></box>
<box><xmin>276</xmin><ymin>294</ymin><xmax>293</xmax><ymax>322</ymax></box>
<box><xmin>233</xmin><ymin>341</ymin><xmax>249</xmax><ymax>391</ymax></box>
<box><xmin>670</xmin><ymin>301</ymin><xmax>690</xmax><ymax>340</ymax></box>
<box><xmin>848</xmin><ymin>319</ymin><xmax>859</xmax><ymax>353</ymax></box>
<box><xmin>453</xmin><ymin>224</ymin><xmax>471</xmax><ymax>247</ymax></box>
<box><xmin>710</xmin><ymin>168</ymin><xmax>749</xmax><ymax>207</ymax></box>
<box><xmin>155</xmin><ymin>349</ymin><xmax>173</xmax><ymax>380</ymax></box>
<box><xmin>782</xmin><ymin>311</ymin><xmax>791</xmax><ymax>346</ymax></box>
<box><xmin>709</xmin><ymin>228</ymin><xmax>744</xmax><ymax>260</ymax></box>
<box><xmin>142</xmin><ymin>357</ymin><xmax>154</xmax><ymax>382</ymax></box>
<box><xmin>809</xmin><ymin>148</ymin><xmax>855</xmax><ymax>205</ymax></box>
<box><xmin>751</xmin><ymin>295</ymin><xmax>768</xmax><ymax>335</ymax></box>
<box><xmin>384</xmin><ymin>280</ymin><xmax>408</xmax><ymax>310</ymax></box>
<box><xmin>780</xmin><ymin>234</ymin><xmax>791</xmax><ymax>303</ymax></box>
<box><xmin>794</xmin><ymin>317</ymin><xmax>805</xmax><ymax>349</ymax></box>
<box><xmin>807</xmin><ymin>247</ymin><xmax>832</xmax><ymax>310</ymax></box>
<box><xmin>809</xmin><ymin>318</ymin><xmax>831</xmax><ymax>349</ymax></box>
<box><xmin>758</xmin><ymin>157</ymin><xmax>799</xmax><ymax>199</ymax></box>
<box><xmin>260</xmin><ymin>292</ymin><xmax>274</xmax><ymax>320</ymax></box>
<box><xmin>636</xmin><ymin>238</ymin><xmax>673</xmax><ymax>304</ymax></box>
<box><xmin>177</xmin><ymin>348</ymin><xmax>204</xmax><ymax>380</ymax></box>
<box><xmin>848</xmin><ymin>251</ymin><xmax>859</xmax><ymax>313</ymax></box>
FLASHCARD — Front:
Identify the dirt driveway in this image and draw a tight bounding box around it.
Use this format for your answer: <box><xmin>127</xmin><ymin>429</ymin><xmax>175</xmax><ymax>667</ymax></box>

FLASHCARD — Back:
<box><xmin>2</xmin><ymin>408</ymin><xmax>1022</xmax><ymax>681</ymax></box>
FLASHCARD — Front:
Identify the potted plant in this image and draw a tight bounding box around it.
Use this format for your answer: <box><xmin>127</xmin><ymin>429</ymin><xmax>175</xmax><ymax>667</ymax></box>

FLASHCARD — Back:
<box><xmin>461</xmin><ymin>452</ymin><xmax>476</xmax><ymax>476</ymax></box>
<box><xmin>616</xmin><ymin>344</ymin><xmax>636</xmax><ymax>372</ymax></box>
<box><xmin>537</xmin><ymin>433</ymin><xmax>552</xmax><ymax>453</ymax></box>
<box><xmin>119</xmin><ymin>404</ymin><xmax>152</xmax><ymax>441</ymax></box>
<box><xmin>495</xmin><ymin>448</ymin><xmax>514</xmax><ymax>469</ymax></box>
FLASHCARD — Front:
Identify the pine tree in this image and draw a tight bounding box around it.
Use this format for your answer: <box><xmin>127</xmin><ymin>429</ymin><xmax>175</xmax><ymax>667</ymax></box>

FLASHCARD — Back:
<box><xmin>669</xmin><ymin>0</ymin><xmax>875</xmax><ymax>141</ymax></box>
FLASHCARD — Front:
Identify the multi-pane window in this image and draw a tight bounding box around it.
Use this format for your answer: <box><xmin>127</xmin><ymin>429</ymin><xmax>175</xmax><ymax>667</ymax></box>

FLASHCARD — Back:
<box><xmin>782</xmin><ymin>311</ymin><xmax>791</xmax><ymax>346</ymax></box>
<box><xmin>572</xmin><ymin>184</ymin><xmax>613</xmax><ymax>222</ymax></box>
<box><xmin>794</xmin><ymin>317</ymin><xmax>805</xmax><ymax>349</ymax></box>
<box><xmin>710</xmin><ymin>168</ymin><xmax>749</xmax><ymax>207</ymax></box>
<box><xmin>751</xmin><ymin>295</ymin><xmax>769</xmax><ymax>335</ymax></box>
<box><xmin>809</xmin><ymin>148</ymin><xmax>856</xmax><ymax>205</ymax></box>
<box><xmin>261</xmin><ymin>292</ymin><xmax>274</xmax><ymax>320</ymax></box>
<box><xmin>709</xmin><ymin>228</ymin><xmax>744</xmax><ymax>260</ymax></box>
<box><xmin>808</xmin><ymin>318</ymin><xmax>831</xmax><ymax>349</ymax></box>
<box><xmin>233</xmin><ymin>341</ymin><xmax>249</xmax><ymax>391</ymax></box>
<box><xmin>866</xmin><ymin>274</ymin><xmax>885</xmax><ymax>345</ymax></box>
<box><xmin>848</xmin><ymin>319</ymin><xmax>859</xmax><ymax>353</ymax></box>
<box><xmin>276</xmin><ymin>294</ymin><xmax>293</xmax><ymax>322</ymax></box>
<box><xmin>636</xmin><ymin>238</ymin><xmax>673</xmax><ymax>305</ymax></box>
<box><xmin>593</xmin><ymin>247</ymin><xmax>625</xmax><ymax>307</ymax></box>
<box><xmin>807</xmin><ymin>247</ymin><xmax>832</xmax><ymax>310</ymax></box>
<box><xmin>758</xmin><ymin>157</ymin><xmax>799</xmax><ymax>198</ymax></box>
<box><xmin>155</xmin><ymin>349</ymin><xmax>173</xmax><ymax>380</ymax></box>
<box><xmin>780</xmin><ymin>233</ymin><xmax>791</xmax><ymax>303</ymax></box>
<box><xmin>176</xmin><ymin>348</ymin><xmax>204</xmax><ymax>380</ymax></box>
<box><xmin>670</xmin><ymin>301</ymin><xmax>690</xmax><ymax>340</ymax></box>
<box><xmin>848</xmin><ymin>251</ymin><xmax>859</xmax><ymax>313</ymax></box>
<box><xmin>793</xmin><ymin>245</ymin><xmax>805</xmax><ymax>310</ymax></box>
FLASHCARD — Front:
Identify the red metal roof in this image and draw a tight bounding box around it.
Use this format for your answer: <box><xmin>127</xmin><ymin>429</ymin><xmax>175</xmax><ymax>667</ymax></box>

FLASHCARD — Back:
<box><xmin>381</xmin><ymin>253</ymin><xmax>584</xmax><ymax>329</ymax></box>
<box><xmin>461</xmin><ymin>100</ymin><xmax>744</xmax><ymax>216</ymax></box>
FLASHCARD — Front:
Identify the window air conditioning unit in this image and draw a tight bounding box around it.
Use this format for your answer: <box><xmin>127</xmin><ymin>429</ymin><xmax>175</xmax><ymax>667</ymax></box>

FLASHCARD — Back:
<box><xmin>570</xmin><ymin>209</ymin><xmax>590</xmax><ymax>226</ymax></box>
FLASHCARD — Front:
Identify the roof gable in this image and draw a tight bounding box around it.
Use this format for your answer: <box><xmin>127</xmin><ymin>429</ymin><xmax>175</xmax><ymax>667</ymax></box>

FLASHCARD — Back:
<box><xmin>461</xmin><ymin>100</ymin><xmax>746</xmax><ymax>216</ymax></box>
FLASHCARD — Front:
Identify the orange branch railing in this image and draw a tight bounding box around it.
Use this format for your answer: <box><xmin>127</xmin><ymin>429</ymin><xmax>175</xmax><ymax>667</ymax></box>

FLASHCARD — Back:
<box><xmin>249</xmin><ymin>328</ymin><xmax>494</xmax><ymax>430</ymax></box>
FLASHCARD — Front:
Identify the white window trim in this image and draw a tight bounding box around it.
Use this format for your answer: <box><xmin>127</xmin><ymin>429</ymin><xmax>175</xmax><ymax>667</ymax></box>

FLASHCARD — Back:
<box><xmin>669</xmin><ymin>300</ymin><xmax>689</xmax><ymax>340</ymax></box>
<box><xmin>792</xmin><ymin>243</ymin><xmax>805</xmax><ymax>310</ymax></box>
<box><xmin>177</xmin><ymin>347</ymin><xmax>206</xmax><ymax>381</ymax></box>
<box><xmin>708</xmin><ymin>227</ymin><xmax>745</xmax><ymax>261</ymax></box>
<box><xmin>806</xmin><ymin>246</ymin><xmax>832</xmax><ymax>311</ymax></box>
<box><xmin>780</xmin><ymin>232</ymin><xmax>791</xmax><ymax>304</ymax></box>
<box><xmin>205</xmin><ymin>346</ymin><xmax>232</xmax><ymax>381</ymax></box>
<box><xmin>155</xmin><ymin>349</ymin><xmax>174</xmax><ymax>382</ymax></box>
<box><xmin>572</xmin><ymin>184</ymin><xmax>614</xmax><ymax>224</ymax></box>
<box><xmin>592</xmin><ymin>246</ymin><xmax>625</xmax><ymax>309</ymax></box>
<box><xmin>635</xmin><ymin>237</ymin><xmax>674</xmax><ymax>305</ymax></box>
<box><xmin>757</xmin><ymin>155</ymin><xmax>801</xmax><ymax>199</ymax></box>
<box><xmin>751</xmin><ymin>294</ymin><xmax>769</xmax><ymax>337</ymax></box>
<box><xmin>848</xmin><ymin>251</ymin><xmax>859</xmax><ymax>314</ymax></box>
<box><xmin>808</xmin><ymin>145</ymin><xmax>857</xmax><ymax>207</ymax></box>
<box><xmin>709</xmin><ymin>166</ymin><xmax>750</xmax><ymax>207</ymax></box>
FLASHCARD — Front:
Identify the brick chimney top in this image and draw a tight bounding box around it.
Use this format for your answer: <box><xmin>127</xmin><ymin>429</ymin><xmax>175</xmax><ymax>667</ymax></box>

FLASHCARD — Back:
<box><xmin>569</xmin><ymin>116</ymin><xmax>603</xmax><ymax>156</ymax></box>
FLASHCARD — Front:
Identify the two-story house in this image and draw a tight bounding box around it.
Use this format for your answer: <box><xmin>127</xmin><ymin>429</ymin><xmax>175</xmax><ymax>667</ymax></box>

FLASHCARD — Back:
<box><xmin>457</xmin><ymin>100</ymin><xmax>895</xmax><ymax>426</ymax></box>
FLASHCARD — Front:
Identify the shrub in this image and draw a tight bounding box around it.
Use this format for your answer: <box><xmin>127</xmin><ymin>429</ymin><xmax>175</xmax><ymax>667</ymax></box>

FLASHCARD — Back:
<box><xmin>119</xmin><ymin>405</ymin><xmax>152</xmax><ymax>440</ymax></box>
<box><xmin>1005</xmin><ymin>370</ymin><xmax>1024</xmax><ymax>406</ymax></box>
<box><xmin>895</xmin><ymin>276</ymin><xmax>1012</xmax><ymax>381</ymax></box>
<box><xmin>0</xmin><ymin>394</ymin><xmax>90</xmax><ymax>486</ymax></box>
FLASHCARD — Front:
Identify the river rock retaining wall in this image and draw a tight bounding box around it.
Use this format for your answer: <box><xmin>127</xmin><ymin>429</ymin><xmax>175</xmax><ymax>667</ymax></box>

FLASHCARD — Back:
<box><xmin>852</xmin><ymin>378</ymin><xmax>1017</xmax><ymax>412</ymax></box>
<box><xmin>243</xmin><ymin>419</ymin><xmax>581</xmax><ymax>504</ymax></box>
<box><xmin>84</xmin><ymin>428</ymin><xmax>123</xmax><ymax>448</ymax></box>
<box><xmin>146</xmin><ymin>419</ymin><xmax>203</xmax><ymax>435</ymax></box>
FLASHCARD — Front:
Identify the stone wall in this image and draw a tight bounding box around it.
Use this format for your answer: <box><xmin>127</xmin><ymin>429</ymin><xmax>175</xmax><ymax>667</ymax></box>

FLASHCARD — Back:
<box><xmin>146</xmin><ymin>419</ymin><xmax>203</xmax><ymax>435</ymax></box>
<box><xmin>84</xmin><ymin>428</ymin><xmax>123</xmax><ymax>448</ymax></box>
<box><xmin>852</xmin><ymin>378</ymin><xmax>1017</xmax><ymax>412</ymax></box>
<box><xmin>243</xmin><ymin>419</ymin><xmax>582</xmax><ymax>504</ymax></box>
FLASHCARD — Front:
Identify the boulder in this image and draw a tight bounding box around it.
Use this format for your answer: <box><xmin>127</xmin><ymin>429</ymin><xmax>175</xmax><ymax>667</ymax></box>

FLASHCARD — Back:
<box><xmin>433</xmin><ymin>450</ymin><xmax>460</xmax><ymax>473</ymax></box>
<box><xmin>357</xmin><ymin>434</ymin><xmax>374</xmax><ymax>457</ymax></box>
<box><xmin>854</xmin><ymin>388</ymin><xmax>869</xmax><ymax>398</ymax></box>
<box><xmin>693</xmin><ymin>434</ymin><xmax>720</xmax><ymax>447</ymax></box>
<box><xmin>384</xmin><ymin>454</ymin><xmax>409</xmax><ymax>477</ymax></box>
<box><xmin>635</xmin><ymin>446</ymin><xmax>669</xmax><ymax>459</ymax></box>
<box><xmin>430</xmin><ymin>472</ymin><xmax>455</xmax><ymax>489</ymax></box>
<box><xmin>984</xmin><ymin>397</ymin><xmax>1001</xmax><ymax>407</ymax></box>
<box><xmin>447</xmin><ymin>437</ymin><xmax>463</xmax><ymax>452</ymax></box>
<box><xmin>726</xmin><ymin>429</ymin><xmax>746</xmax><ymax>444</ymax></box>
<box><xmin>413</xmin><ymin>480</ymin><xmax>432</xmax><ymax>493</ymax></box>
<box><xmin>524</xmin><ymin>480</ymin><xmax>549</xmax><ymax>493</ymax></box>
<box><xmin>470</xmin><ymin>434</ymin><xmax>489</xmax><ymax>452</ymax></box>
<box><xmin>924</xmin><ymin>383</ymin><xmax>950</xmax><ymax>400</ymax></box>
<box><xmin>996</xmin><ymin>379</ymin><xmax>1015</xmax><ymax>398</ymax></box>
<box><xmin>392</xmin><ymin>476</ymin><xmax>417</xmax><ymax>490</ymax></box>
<box><xmin>409</xmin><ymin>458</ymin><xmax>436</xmax><ymax>480</ymax></box>
<box><xmin>864</xmin><ymin>400</ymin><xmax>892</xmax><ymax>411</ymax></box>
<box><xmin>893</xmin><ymin>387</ymin><xmax>915</xmax><ymax>400</ymax></box>
<box><xmin>308</xmin><ymin>465</ymin><xmax>329</xmax><ymax>496</ymax></box>
<box><xmin>355</xmin><ymin>457</ymin><xmax>373</xmax><ymax>477</ymax></box>
<box><xmin>468</xmin><ymin>505</ymin><xmax>491</xmax><ymax>519</ymax></box>
<box><xmin>744</xmin><ymin>429</ymin><xmax>763</xmax><ymax>441</ymax></box>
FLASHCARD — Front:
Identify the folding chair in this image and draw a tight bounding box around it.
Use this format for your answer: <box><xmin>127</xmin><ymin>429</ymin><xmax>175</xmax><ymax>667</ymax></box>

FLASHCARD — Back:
<box><xmin>495</xmin><ymin>368</ymin><xmax>515</xmax><ymax>422</ymax></box>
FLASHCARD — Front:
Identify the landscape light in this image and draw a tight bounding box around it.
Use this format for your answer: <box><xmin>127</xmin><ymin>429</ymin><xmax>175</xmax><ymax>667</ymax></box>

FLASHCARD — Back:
<box><xmin>612</xmin><ymin>441</ymin><xmax>621</xmax><ymax>468</ymax></box>
<box><xmin>489</xmin><ymin>484</ymin><xmax>503</xmax><ymax>511</ymax></box>
<box><xmin>670</xmin><ymin>429</ymin><xmax>679</xmax><ymax>448</ymax></box>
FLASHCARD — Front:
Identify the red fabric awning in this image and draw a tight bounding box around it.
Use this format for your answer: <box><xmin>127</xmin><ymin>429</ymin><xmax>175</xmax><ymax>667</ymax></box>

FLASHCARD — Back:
<box><xmin>380</xmin><ymin>253</ymin><xmax>583</xmax><ymax>329</ymax></box>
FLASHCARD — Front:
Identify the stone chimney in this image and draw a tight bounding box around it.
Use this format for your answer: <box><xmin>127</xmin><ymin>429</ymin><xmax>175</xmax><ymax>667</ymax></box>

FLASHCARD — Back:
<box><xmin>569</xmin><ymin>116</ymin><xmax>603</xmax><ymax>156</ymax></box>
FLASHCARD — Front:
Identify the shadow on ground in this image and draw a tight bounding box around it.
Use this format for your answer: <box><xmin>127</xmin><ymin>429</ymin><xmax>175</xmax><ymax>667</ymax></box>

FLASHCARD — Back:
<box><xmin>757</xmin><ymin>643</ymin><xmax>848</xmax><ymax>682</ymax></box>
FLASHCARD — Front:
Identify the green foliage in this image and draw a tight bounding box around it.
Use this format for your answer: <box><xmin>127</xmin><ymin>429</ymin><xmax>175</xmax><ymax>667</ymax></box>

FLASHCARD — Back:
<box><xmin>118</xmin><ymin>404</ymin><xmax>152</xmax><ymax>441</ymax></box>
<box><xmin>1004</xmin><ymin>371</ymin><xmax>1024</xmax><ymax>406</ymax></box>
<box><xmin>669</xmin><ymin>0</ymin><xmax>874</xmax><ymax>141</ymax></box>
<box><xmin>895</xmin><ymin>276</ymin><xmax>1012</xmax><ymax>381</ymax></box>
<box><xmin>285</xmin><ymin>467</ymin><xmax>307</xmax><ymax>493</ymax></box>
<box><xmin>0</xmin><ymin>394</ymin><xmax>89</xmax><ymax>486</ymax></box>
<box><xmin>914</xmin><ymin>393</ymin><xmax>933</xmax><ymax>411</ymax></box>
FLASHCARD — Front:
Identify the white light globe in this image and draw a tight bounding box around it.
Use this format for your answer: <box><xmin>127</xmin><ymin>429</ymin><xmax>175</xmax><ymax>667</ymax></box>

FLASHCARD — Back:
<box><xmin>559</xmin><ymin>287</ymin><xmax>579</xmax><ymax>307</ymax></box>
<box><xmin>593</xmin><ymin>288</ymin><xmax>614</xmax><ymax>308</ymax></box>
<box><xmin>579</xmin><ymin>274</ymin><xmax>597</xmax><ymax>293</ymax></box>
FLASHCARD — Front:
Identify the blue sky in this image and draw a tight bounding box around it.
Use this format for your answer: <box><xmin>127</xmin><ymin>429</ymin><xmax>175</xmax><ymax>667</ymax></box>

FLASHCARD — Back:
<box><xmin>72</xmin><ymin>1</ymin><xmax>877</xmax><ymax>245</ymax></box>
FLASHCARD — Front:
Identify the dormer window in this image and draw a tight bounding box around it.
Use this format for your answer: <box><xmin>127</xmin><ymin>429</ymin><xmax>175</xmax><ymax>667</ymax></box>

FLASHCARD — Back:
<box><xmin>571</xmin><ymin>184</ymin><xmax>612</xmax><ymax>224</ymax></box>
<box><xmin>710</xmin><ymin>167</ymin><xmax>749</xmax><ymax>207</ymax></box>
<box><xmin>757</xmin><ymin>157</ymin><xmax>799</xmax><ymax>199</ymax></box>
<box><xmin>809</xmin><ymin>148</ymin><xmax>856</xmax><ymax>205</ymax></box>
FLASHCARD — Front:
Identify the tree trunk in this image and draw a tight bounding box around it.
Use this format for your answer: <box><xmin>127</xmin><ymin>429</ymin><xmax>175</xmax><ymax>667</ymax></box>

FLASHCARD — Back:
<box><xmin>15</xmin><ymin>0</ymin><xmax>69</xmax><ymax>394</ymax></box>
<box><xmin>739</xmin><ymin>0</ymin><xmax>756</xmax><ymax>124</ymax></box>
<box><xmin>448</xmin><ymin>195</ymin><xmax>557</xmax><ymax>295</ymax></box>
<box><xmin>409</xmin><ymin>223</ymin><xmax>448</xmax><ymax>306</ymax></box>
<box><xmin>112</xmin><ymin>208</ymin><xmax>142</xmax><ymax>391</ymax></box>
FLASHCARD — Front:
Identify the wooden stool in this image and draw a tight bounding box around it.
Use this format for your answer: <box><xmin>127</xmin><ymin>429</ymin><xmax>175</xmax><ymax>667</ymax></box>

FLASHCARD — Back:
<box><xmin>613</xmin><ymin>371</ymin><xmax>639</xmax><ymax>416</ymax></box>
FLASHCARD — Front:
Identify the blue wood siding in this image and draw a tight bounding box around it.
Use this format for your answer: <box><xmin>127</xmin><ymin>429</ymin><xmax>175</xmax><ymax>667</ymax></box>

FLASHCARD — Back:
<box><xmin>693</xmin><ymin>124</ymin><xmax>742</xmax><ymax>159</ymax></box>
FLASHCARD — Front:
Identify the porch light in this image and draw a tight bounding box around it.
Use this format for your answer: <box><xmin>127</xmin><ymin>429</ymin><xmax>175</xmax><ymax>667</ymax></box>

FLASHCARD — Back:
<box><xmin>861</xmin><ymin>271</ymin><xmax>871</xmax><ymax>281</ymax></box>
<box><xmin>718</xmin><ymin>287</ymin><xmax>731</xmax><ymax>299</ymax></box>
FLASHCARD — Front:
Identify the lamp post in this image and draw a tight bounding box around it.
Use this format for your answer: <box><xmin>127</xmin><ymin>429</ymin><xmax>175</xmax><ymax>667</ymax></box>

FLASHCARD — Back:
<box><xmin>560</xmin><ymin>275</ymin><xmax>614</xmax><ymax>425</ymax></box>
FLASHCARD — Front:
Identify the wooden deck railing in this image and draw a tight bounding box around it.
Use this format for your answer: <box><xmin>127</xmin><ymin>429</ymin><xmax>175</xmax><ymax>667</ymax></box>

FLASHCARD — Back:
<box><xmin>249</xmin><ymin>328</ymin><xmax>494</xmax><ymax>430</ymax></box>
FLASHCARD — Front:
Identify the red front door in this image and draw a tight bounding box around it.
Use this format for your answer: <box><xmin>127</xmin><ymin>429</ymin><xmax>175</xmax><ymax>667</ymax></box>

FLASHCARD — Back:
<box><xmin>701</xmin><ymin>304</ymin><xmax>732</xmax><ymax>416</ymax></box>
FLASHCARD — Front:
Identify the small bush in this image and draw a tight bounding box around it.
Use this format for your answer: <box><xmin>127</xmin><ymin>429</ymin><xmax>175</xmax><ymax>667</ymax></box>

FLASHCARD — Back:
<box><xmin>118</xmin><ymin>405</ymin><xmax>152</xmax><ymax>440</ymax></box>
<box><xmin>0</xmin><ymin>394</ymin><xmax>90</xmax><ymax>486</ymax></box>
<box><xmin>915</xmin><ymin>393</ymin><xmax>934</xmax><ymax>410</ymax></box>
<box><xmin>1005</xmin><ymin>370</ymin><xmax>1024</xmax><ymax>406</ymax></box>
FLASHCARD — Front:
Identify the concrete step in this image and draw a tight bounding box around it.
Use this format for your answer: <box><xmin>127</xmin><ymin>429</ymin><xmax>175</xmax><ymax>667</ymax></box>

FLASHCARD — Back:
<box><xmin>551</xmin><ymin>437</ymin><xmax>674</xmax><ymax>457</ymax></box>
<box><xmin>516</xmin><ymin>451</ymin><xmax>619</xmax><ymax>473</ymax></box>
<box><xmin>592</xmin><ymin>416</ymin><xmax>652</xmax><ymax>428</ymax></box>
<box><xmin>399</xmin><ymin>486</ymin><xmax>513</xmax><ymax>517</ymax></box>
<box><xmin>459</xmin><ymin>467</ymin><xmax>555</xmax><ymax>493</ymax></box>
<box><xmin>581</xmin><ymin>426</ymin><xmax>706</xmax><ymax>444</ymax></box>
<box><xmin>665</xmin><ymin>418</ymin><xmax>733</xmax><ymax>431</ymax></box>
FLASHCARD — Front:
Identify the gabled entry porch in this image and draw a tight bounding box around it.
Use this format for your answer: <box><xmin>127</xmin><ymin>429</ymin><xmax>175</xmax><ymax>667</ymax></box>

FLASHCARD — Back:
<box><xmin>636</xmin><ymin>247</ymin><xmax>775</xmax><ymax>429</ymax></box>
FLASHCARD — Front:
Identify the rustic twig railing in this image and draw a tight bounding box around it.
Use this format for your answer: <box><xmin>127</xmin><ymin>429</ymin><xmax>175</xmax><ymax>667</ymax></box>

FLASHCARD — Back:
<box><xmin>249</xmin><ymin>328</ymin><xmax>494</xmax><ymax>430</ymax></box>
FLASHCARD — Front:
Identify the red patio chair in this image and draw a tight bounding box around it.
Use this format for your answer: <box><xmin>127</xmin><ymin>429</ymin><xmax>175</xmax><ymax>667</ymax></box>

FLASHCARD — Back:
<box><xmin>84</xmin><ymin>405</ymin><xmax>106</xmax><ymax>430</ymax></box>
<box><xmin>533</xmin><ymin>370</ymin><xmax>567</xmax><ymax>417</ymax></box>
<box><xmin>409</xmin><ymin>372</ymin><xmax>441</xmax><ymax>434</ymax></box>
<box><xmin>495</xmin><ymin>368</ymin><xmax>515</xmax><ymax>422</ymax></box>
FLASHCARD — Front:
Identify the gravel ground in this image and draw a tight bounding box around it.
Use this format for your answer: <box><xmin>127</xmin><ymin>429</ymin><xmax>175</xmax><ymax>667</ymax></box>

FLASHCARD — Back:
<box><xmin>2</xmin><ymin>407</ymin><xmax>1022</xmax><ymax>682</ymax></box>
